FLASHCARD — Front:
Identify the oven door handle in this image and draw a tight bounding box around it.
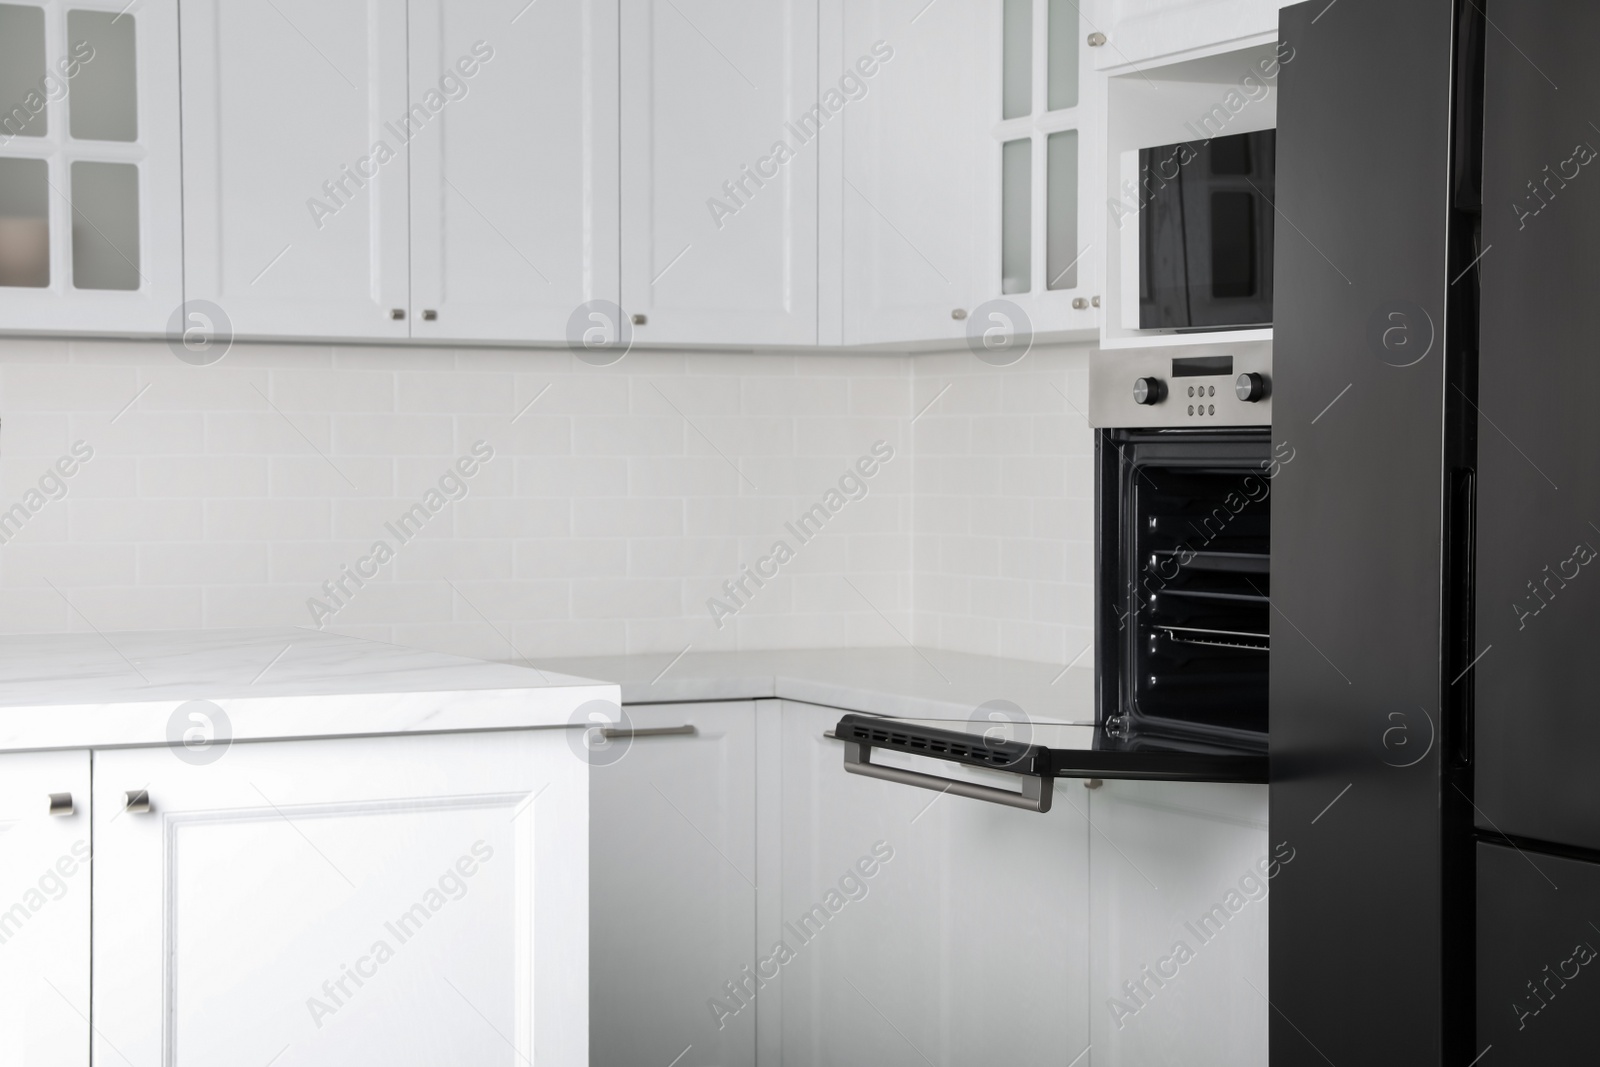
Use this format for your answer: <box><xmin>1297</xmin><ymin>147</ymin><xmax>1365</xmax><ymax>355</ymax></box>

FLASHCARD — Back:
<box><xmin>840</xmin><ymin>740</ymin><xmax>1052</xmax><ymax>813</ymax></box>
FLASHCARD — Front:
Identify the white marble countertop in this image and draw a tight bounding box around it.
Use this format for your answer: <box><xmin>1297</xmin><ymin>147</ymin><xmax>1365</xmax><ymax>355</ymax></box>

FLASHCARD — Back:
<box><xmin>0</xmin><ymin>628</ymin><xmax>615</xmax><ymax>752</ymax></box>
<box><xmin>539</xmin><ymin>647</ymin><xmax>1095</xmax><ymax>726</ymax></box>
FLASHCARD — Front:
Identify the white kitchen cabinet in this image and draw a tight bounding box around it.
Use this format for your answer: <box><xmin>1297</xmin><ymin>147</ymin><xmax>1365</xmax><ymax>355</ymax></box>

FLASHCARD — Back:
<box><xmin>0</xmin><ymin>751</ymin><xmax>91</xmax><ymax>1067</ymax></box>
<box><xmin>590</xmin><ymin>702</ymin><xmax>760</xmax><ymax>1067</ymax></box>
<box><xmin>620</xmin><ymin>0</ymin><xmax>819</xmax><ymax>347</ymax></box>
<box><xmin>776</xmin><ymin>699</ymin><xmax>1090</xmax><ymax>1065</ymax></box>
<box><xmin>0</xmin><ymin>0</ymin><xmax>182</xmax><ymax>334</ymax></box>
<box><xmin>828</xmin><ymin>0</ymin><xmax>995</xmax><ymax>347</ymax></box>
<box><xmin>180</xmin><ymin>0</ymin><xmax>411</xmax><ymax>340</ymax></box>
<box><xmin>407</xmin><ymin>0</ymin><xmax>619</xmax><ymax>344</ymax></box>
<box><xmin>1088</xmin><ymin>0</ymin><xmax>1283</xmax><ymax>71</ymax></box>
<box><xmin>91</xmin><ymin>729</ymin><xmax>587</xmax><ymax>1067</ymax></box>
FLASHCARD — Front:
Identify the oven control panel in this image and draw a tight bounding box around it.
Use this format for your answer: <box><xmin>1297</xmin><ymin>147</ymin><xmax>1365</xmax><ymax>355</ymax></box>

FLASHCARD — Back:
<box><xmin>1089</xmin><ymin>347</ymin><xmax>1272</xmax><ymax>428</ymax></box>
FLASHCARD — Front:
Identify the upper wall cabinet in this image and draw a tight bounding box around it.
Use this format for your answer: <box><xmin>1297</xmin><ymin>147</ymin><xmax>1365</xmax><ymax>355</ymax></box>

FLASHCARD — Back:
<box><xmin>620</xmin><ymin>0</ymin><xmax>819</xmax><ymax>347</ymax></box>
<box><xmin>0</xmin><ymin>0</ymin><xmax>181</xmax><ymax>334</ymax></box>
<box><xmin>407</xmin><ymin>0</ymin><xmax>619</xmax><ymax>344</ymax></box>
<box><xmin>830</xmin><ymin>0</ymin><xmax>994</xmax><ymax>347</ymax></box>
<box><xmin>180</xmin><ymin>1</ymin><xmax>411</xmax><ymax>340</ymax></box>
<box><xmin>1088</xmin><ymin>0</ymin><xmax>1282</xmax><ymax>70</ymax></box>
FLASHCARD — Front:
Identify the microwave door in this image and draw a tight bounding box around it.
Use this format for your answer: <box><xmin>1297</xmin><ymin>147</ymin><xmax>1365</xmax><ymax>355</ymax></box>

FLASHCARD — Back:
<box><xmin>1182</xmin><ymin>133</ymin><xmax>1276</xmax><ymax>329</ymax></box>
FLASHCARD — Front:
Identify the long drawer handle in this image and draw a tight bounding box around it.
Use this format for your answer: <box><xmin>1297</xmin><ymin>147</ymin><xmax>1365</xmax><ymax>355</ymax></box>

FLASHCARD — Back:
<box><xmin>841</xmin><ymin>741</ymin><xmax>1052</xmax><ymax>813</ymax></box>
<box><xmin>48</xmin><ymin>792</ymin><xmax>74</xmax><ymax>816</ymax></box>
<box><xmin>600</xmin><ymin>725</ymin><xmax>696</xmax><ymax>740</ymax></box>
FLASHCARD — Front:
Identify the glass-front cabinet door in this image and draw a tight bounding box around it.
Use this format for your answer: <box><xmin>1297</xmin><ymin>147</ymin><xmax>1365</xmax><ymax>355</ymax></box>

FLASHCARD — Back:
<box><xmin>0</xmin><ymin>0</ymin><xmax>180</xmax><ymax>334</ymax></box>
<box><xmin>993</xmin><ymin>0</ymin><xmax>1102</xmax><ymax>335</ymax></box>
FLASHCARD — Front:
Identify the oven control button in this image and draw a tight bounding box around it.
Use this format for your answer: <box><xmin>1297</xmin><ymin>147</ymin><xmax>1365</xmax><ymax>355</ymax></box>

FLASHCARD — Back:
<box><xmin>1133</xmin><ymin>377</ymin><xmax>1165</xmax><ymax>405</ymax></box>
<box><xmin>1235</xmin><ymin>372</ymin><xmax>1269</xmax><ymax>402</ymax></box>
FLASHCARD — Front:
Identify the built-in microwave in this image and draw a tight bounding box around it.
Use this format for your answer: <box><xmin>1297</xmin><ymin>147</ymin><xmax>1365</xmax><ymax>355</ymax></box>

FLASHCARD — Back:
<box><xmin>1136</xmin><ymin>129</ymin><xmax>1276</xmax><ymax>331</ymax></box>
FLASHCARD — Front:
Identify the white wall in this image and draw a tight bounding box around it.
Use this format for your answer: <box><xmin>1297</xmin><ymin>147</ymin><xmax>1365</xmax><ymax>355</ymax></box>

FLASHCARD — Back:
<box><xmin>0</xmin><ymin>336</ymin><xmax>1093</xmax><ymax>665</ymax></box>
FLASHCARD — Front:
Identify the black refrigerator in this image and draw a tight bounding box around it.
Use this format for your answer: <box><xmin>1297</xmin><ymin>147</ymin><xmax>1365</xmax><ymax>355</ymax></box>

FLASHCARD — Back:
<box><xmin>1273</xmin><ymin>0</ymin><xmax>1600</xmax><ymax>1063</ymax></box>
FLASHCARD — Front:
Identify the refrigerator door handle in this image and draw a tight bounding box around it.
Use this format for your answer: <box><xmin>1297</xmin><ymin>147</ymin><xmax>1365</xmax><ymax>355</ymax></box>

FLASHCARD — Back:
<box><xmin>840</xmin><ymin>740</ymin><xmax>1053</xmax><ymax>813</ymax></box>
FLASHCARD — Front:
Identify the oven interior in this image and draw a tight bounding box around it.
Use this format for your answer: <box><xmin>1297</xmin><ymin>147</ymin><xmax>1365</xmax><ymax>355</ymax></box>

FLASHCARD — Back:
<box><xmin>1098</xmin><ymin>429</ymin><xmax>1272</xmax><ymax>748</ymax></box>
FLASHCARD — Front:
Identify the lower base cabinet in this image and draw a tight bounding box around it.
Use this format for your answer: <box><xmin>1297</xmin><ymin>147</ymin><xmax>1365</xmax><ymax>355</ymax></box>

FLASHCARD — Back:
<box><xmin>3</xmin><ymin>729</ymin><xmax>586</xmax><ymax>1067</ymax></box>
<box><xmin>0</xmin><ymin>751</ymin><xmax>92</xmax><ymax>1067</ymax></box>
<box><xmin>591</xmin><ymin>698</ymin><xmax>1273</xmax><ymax>1066</ymax></box>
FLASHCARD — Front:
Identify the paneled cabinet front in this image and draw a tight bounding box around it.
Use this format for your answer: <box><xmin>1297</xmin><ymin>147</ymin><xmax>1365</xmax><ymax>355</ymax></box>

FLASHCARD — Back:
<box><xmin>620</xmin><ymin>0</ymin><xmax>819</xmax><ymax>347</ymax></box>
<box><xmin>179</xmin><ymin>0</ymin><xmax>411</xmax><ymax>339</ymax></box>
<box><xmin>90</xmin><ymin>730</ymin><xmax>586</xmax><ymax>1066</ymax></box>
<box><xmin>0</xmin><ymin>751</ymin><xmax>92</xmax><ymax>1067</ymax></box>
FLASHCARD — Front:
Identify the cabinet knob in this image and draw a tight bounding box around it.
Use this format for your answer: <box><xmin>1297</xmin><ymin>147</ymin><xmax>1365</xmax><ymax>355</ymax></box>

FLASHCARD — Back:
<box><xmin>48</xmin><ymin>792</ymin><xmax>73</xmax><ymax>816</ymax></box>
<box><xmin>1088</xmin><ymin>32</ymin><xmax>1107</xmax><ymax>46</ymax></box>
<box><xmin>1072</xmin><ymin>297</ymin><xmax>1088</xmax><ymax>310</ymax></box>
<box><xmin>1091</xmin><ymin>295</ymin><xmax>1101</xmax><ymax>308</ymax></box>
<box><xmin>951</xmin><ymin>308</ymin><xmax>968</xmax><ymax>320</ymax></box>
<box><xmin>630</xmin><ymin>313</ymin><xmax>647</xmax><ymax>326</ymax></box>
<box><xmin>422</xmin><ymin>309</ymin><xmax>437</xmax><ymax>321</ymax></box>
<box><xmin>125</xmin><ymin>790</ymin><xmax>151</xmax><ymax>815</ymax></box>
<box><xmin>389</xmin><ymin>308</ymin><xmax>406</xmax><ymax>321</ymax></box>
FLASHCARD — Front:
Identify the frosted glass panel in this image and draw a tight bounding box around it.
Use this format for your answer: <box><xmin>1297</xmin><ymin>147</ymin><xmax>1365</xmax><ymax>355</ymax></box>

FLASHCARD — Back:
<box><xmin>1002</xmin><ymin>0</ymin><xmax>1032</xmax><ymax>119</ymax></box>
<box><xmin>1047</xmin><ymin>130</ymin><xmax>1079</xmax><ymax>290</ymax></box>
<box><xmin>71</xmin><ymin>160</ymin><xmax>140</xmax><ymax>290</ymax></box>
<box><xmin>0</xmin><ymin>4</ymin><xmax>48</xmax><ymax>138</ymax></box>
<box><xmin>1047</xmin><ymin>0</ymin><xmax>1079</xmax><ymax>111</ymax></box>
<box><xmin>1002</xmin><ymin>138</ymin><xmax>1031</xmax><ymax>294</ymax></box>
<box><xmin>68</xmin><ymin>9</ymin><xmax>138</xmax><ymax>142</ymax></box>
<box><xmin>0</xmin><ymin>157</ymin><xmax>50</xmax><ymax>287</ymax></box>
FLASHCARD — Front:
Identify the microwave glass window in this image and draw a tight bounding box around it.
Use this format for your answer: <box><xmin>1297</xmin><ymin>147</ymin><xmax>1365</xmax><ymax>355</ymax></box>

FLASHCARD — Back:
<box><xmin>1210</xmin><ymin>191</ymin><xmax>1257</xmax><ymax>299</ymax></box>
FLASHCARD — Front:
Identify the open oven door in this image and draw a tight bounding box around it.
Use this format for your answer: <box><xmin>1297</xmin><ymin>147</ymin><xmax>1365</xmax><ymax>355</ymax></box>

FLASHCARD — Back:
<box><xmin>832</xmin><ymin>713</ymin><xmax>1267</xmax><ymax>814</ymax></box>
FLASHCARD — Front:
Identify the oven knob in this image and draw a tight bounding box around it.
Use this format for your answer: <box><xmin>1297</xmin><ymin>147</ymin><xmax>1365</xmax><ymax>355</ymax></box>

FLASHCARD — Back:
<box><xmin>1132</xmin><ymin>377</ymin><xmax>1165</xmax><ymax>405</ymax></box>
<box><xmin>1235</xmin><ymin>372</ymin><xmax>1269</xmax><ymax>402</ymax></box>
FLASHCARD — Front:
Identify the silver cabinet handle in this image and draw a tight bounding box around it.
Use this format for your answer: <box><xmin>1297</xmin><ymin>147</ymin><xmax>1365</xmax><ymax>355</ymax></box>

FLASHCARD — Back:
<box><xmin>124</xmin><ymin>790</ymin><xmax>151</xmax><ymax>814</ymax></box>
<box><xmin>48</xmin><ymin>792</ymin><xmax>73</xmax><ymax>816</ymax></box>
<box><xmin>600</xmin><ymin>725</ymin><xmax>696</xmax><ymax>740</ymax></box>
<box><xmin>841</xmin><ymin>740</ymin><xmax>1053</xmax><ymax>813</ymax></box>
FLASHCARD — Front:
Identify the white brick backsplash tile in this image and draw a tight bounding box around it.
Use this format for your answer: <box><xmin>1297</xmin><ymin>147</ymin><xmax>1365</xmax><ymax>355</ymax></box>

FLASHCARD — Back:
<box><xmin>455</xmin><ymin>497</ymin><xmax>571</xmax><ymax>539</ymax></box>
<box><xmin>3</xmin><ymin>365</ymin><xmax>139</xmax><ymax>410</ymax></box>
<box><xmin>571</xmin><ymin>578</ymin><xmax>684</xmax><ymax>620</ymax></box>
<box><xmin>142</xmin><ymin>542</ymin><xmax>270</xmax><ymax>586</ymax></box>
<box><xmin>0</xmin><ymin>333</ymin><xmax>1102</xmax><ymax>664</ymax></box>
<box><xmin>573</xmin><ymin>416</ymin><xmax>684</xmax><ymax>456</ymax></box>
<box><xmin>140</xmin><ymin>456</ymin><xmax>270</xmax><ymax>498</ymax></box>
<box><xmin>207</xmin><ymin>412</ymin><xmax>332</xmax><ymax>455</ymax></box>
<box><xmin>574</xmin><ymin>497</ymin><xmax>683</xmax><ymax>538</ymax></box>
<box><xmin>65</xmin><ymin>586</ymin><xmax>203</xmax><ymax>630</ymax></box>
<box><xmin>516</xmin><ymin>456</ymin><xmax>628</xmax><ymax>497</ymax></box>
<box><xmin>333</xmin><ymin>414</ymin><xmax>455</xmax><ymax>455</ymax></box>
<box><xmin>515</xmin><ymin>540</ymin><xmax>627</xmax><ymax>580</ymax></box>
<box><xmin>2</xmin><ymin>542</ymin><xmax>137</xmax><ymax>587</ymax></box>
<box><xmin>205</xmin><ymin>499</ymin><xmax>331</xmax><ymax>541</ymax></box>
<box><xmin>397</xmin><ymin>372</ymin><xmax>516</xmax><ymax>414</ymax></box>
<box><xmin>270</xmin><ymin>370</ymin><xmax>395</xmax><ymax>412</ymax></box>
<box><xmin>71</xmin><ymin>499</ymin><xmax>203</xmax><ymax>543</ymax></box>
<box><xmin>271</xmin><ymin>456</ymin><xmax>397</xmax><ymax>498</ymax></box>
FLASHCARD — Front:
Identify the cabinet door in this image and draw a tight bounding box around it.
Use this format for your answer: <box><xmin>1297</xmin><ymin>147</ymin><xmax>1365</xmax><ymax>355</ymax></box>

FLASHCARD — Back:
<box><xmin>620</xmin><ymin>0</ymin><xmax>818</xmax><ymax>346</ymax></box>
<box><xmin>590</xmin><ymin>701</ymin><xmax>758</xmax><ymax>1066</ymax></box>
<box><xmin>833</xmin><ymin>0</ymin><xmax>993</xmax><ymax>346</ymax></box>
<box><xmin>92</xmin><ymin>730</ymin><xmax>586</xmax><ymax>1066</ymax></box>
<box><xmin>407</xmin><ymin>0</ymin><xmax>619</xmax><ymax>344</ymax></box>
<box><xmin>0</xmin><ymin>0</ymin><xmax>182</xmax><ymax>333</ymax></box>
<box><xmin>180</xmin><ymin>0</ymin><xmax>410</xmax><ymax>340</ymax></box>
<box><xmin>777</xmin><ymin>700</ymin><xmax>1089</xmax><ymax>1065</ymax></box>
<box><xmin>0</xmin><ymin>751</ymin><xmax>91</xmax><ymax>1067</ymax></box>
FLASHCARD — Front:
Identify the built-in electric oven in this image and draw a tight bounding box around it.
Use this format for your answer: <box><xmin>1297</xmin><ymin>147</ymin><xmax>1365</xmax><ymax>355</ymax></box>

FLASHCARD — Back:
<box><xmin>830</xmin><ymin>349</ymin><xmax>1273</xmax><ymax>812</ymax></box>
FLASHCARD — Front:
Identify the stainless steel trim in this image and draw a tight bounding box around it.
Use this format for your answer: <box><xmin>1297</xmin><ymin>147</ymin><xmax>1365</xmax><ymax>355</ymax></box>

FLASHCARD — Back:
<box><xmin>1089</xmin><ymin>343</ymin><xmax>1273</xmax><ymax>428</ymax></box>
<box><xmin>599</xmin><ymin>725</ymin><xmax>696</xmax><ymax>740</ymax></box>
<box><xmin>125</xmin><ymin>790</ymin><xmax>151</xmax><ymax>814</ymax></box>
<box><xmin>48</xmin><ymin>792</ymin><xmax>73</xmax><ymax>816</ymax></box>
<box><xmin>841</xmin><ymin>741</ymin><xmax>1052</xmax><ymax>813</ymax></box>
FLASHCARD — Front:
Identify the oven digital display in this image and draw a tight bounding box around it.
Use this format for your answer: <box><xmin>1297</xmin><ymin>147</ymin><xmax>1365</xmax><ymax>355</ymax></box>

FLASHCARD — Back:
<box><xmin>1172</xmin><ymin>355</ymin><xmax>1234</xmax><ymax>378</ymax></box>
